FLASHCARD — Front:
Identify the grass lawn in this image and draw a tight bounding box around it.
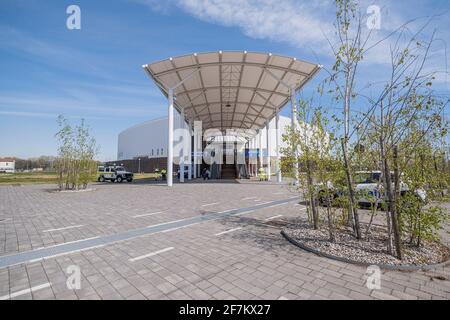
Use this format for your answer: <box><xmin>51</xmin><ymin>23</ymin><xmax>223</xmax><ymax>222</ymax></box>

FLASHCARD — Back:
<box><xmin>0</xmin><ymin>172</ymin><xmax>162</xmax><ymax>184</ymax></box>
<box><xmin>0</xmin><ymin>172</ymin><xmax>59</xmax><ymax>184</ymax></box>
<box><xmin>132</xmin><ymin>173</ymin><xmax>161</xmax><ymax>181</ymax></box>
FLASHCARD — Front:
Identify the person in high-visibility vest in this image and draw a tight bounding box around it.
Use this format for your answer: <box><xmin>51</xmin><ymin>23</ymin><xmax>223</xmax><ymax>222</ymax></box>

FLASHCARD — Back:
<box><xmin>154</xmin><ymin>168</ymin><xmax>161</xmax><ymax>180</ymax></box>
<box><xmin>161</xmin><ymin>168</ymin><xmax>167</xmax><ymax>181</ymax></box>
<box><xmin>258</xmin><ymin>167</ymin><xmax>267</xmax><ymax>181</ymax></box>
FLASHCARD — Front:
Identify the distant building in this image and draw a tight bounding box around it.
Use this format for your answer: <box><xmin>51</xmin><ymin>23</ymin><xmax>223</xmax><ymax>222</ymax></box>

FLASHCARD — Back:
<box><xmin>114</xmin><ymin>115</ymin><xmax>187</xmax><ymax>173</ymax></box>
<box><xmin>0</xmin><ymin>157</ymin><xmax>15</xmax><ymax>173</ymax></box>
<box><xmin>115</xmin><ymin>115</ymin><xmax>293</xmax><ymax>175</ymax></box>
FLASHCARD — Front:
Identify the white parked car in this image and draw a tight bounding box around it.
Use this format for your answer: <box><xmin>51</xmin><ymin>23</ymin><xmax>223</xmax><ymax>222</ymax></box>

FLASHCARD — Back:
<box><xmin>97</xmin><ymin>166</ymin><xmax>134</xmax><ymax>183</ymax></box>
<box><xmin>317</xmin><ymin>171</ymin><xmax>426</xmax><ymax>207</ymax></box>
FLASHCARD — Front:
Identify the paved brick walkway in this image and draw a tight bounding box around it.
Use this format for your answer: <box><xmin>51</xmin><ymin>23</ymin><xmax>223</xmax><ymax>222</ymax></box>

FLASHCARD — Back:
<box><xmin>0</xmin><ymin>181</ymin><xmax>449</xmax><ymax>300</ymax></box>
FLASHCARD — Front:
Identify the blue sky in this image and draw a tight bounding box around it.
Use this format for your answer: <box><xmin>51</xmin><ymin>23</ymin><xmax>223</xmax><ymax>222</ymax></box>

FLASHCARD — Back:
<box><xmin>0</xmin><ymin>0</ymin><xmax>449</xmax><ymax>161</ymax></box>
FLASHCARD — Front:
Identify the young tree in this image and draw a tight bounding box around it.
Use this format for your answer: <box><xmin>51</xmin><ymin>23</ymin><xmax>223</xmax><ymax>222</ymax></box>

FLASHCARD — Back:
<box><xmin>55</xmin><ymin>116</ymin><xmax>98</xmax><ymax>190</ymax></box>
<box><xmin>281</xmin><ymin>98</ymin><xmax>320</xmax><ymax>229</ymax></box>
<box><xmin>309</xmin><ymin>108</ymin><xmax>342</xmax><ymax>242</ymax></box>
<box><xmin>353</xmin><ymin>23</ymin><xmax>448</xmax><ymax>258</ymax></box>
<box><xmin>318</xmin><ymin>0</ymin><xmax>449</xmax><ymax>259</ymax></box>
<box><xmin>281</xmin><ymin>98</ymin><xmax>345</xmax><ymax>242</ymax></box>
<box><xmin>321</xmin><ymin>0</ymin><xmax>373</xmax><ymax>239</ymax></box>
<box><xmin>397</xmin><ymin>124</ymin><xmax>449</xmax><ymax>247</ymax></box>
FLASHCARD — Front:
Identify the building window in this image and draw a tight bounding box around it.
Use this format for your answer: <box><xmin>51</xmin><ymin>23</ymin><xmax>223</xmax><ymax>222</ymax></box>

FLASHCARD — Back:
<box><xmin>161</xmin><ymin>148</ymin><xmax>164</xmax><ymax>155</ymax></box>
<box><xmin>151</xmin><ymin>149</ymin><xmax>154</xmax><ymax>156</ymax></box>
<box><xmin>157</xmin><ymin>149</ymin><xmax>159</xmax><ymax>156</ymax></box>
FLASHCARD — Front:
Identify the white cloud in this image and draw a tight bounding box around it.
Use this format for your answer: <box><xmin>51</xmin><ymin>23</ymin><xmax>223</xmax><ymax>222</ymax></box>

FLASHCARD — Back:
<box><xmin>138</xmin><ymin>0</ymin><xmax>335</xmax><ymax>54</ymax></box>
<box><xmin>180</xmin><ymin>0</ymin><xmax>332</xmax><ymax>43</ymax></box>
<box><xmin>130</xmin><ymin>0</ymin><xmax>173</xmax><ymax>13</ymax></box>
<box><xmin>137</xmin><ymin>0</ymin><xmax>448</xmax><ymax>75</ymax></box>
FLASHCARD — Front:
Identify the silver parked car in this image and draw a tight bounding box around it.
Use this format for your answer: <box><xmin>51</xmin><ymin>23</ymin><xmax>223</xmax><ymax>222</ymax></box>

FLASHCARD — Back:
<box><xmin>317</xmin><ymin>171</ymin><xmax>426</xmax><ymax>207</ymax></box>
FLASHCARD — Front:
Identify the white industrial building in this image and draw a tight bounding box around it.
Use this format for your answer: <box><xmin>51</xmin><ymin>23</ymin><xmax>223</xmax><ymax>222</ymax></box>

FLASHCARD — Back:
<box><xmin>117</xmin><ymin>114</ymin><xmax>292</xmax><ymax>161</ymax></box>
<box><xmin>117</xmin><ymin>114</ymin><xmax>293</xmax><ymax>178</ymax></box>
<box><xmin>118</xmin><ymin>113</ymin><xmax>187</xmax><ymax>161</ymax></box>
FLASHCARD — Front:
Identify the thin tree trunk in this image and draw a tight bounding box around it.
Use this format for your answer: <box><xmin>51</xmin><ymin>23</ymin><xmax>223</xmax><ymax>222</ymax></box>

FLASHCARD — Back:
<box><xmin>326</xmin><ymin>197</ymin><xmax>335</xmax><ymax>242</ymax></box>
<box><xmin>383</xmin><ymin>147</ymin><xmax>403</xmax><ymax>260</ymax></box>
<box><xmin>416</xmin><ymin>153</ymin><xmax>426</xmax><ymax>247</ymax></box>
<box><xmin>417</xmin><ymin>213</ymin><xmax>421</xmax><ymax>247</ymax></box>
<box><xmin>306</xmin><ymin>159</ymin><xmax>319</xmax><ymax>229</ymax></box>
<box><xmin>433</xmin><ymin>154</ymin><xmax>445</xmax><ymax>198</ymax></box>
<box><xmin>379</xmin><ymin>137</ymin><xmax>393</xmax><ymax>254</ymax></box>
<box><xmin>305</xmin><ymin>189</ymin><xmax>313</xmax><ymax>225</ymax></box>
<box><xmin>341</xmin><ymin>138</ymin><xmax>361</xmax><ymax>239</ymax></box>
<box><xmin>379</xmin><ymin>101</ymin><xmax>393</xmax><ymax>255</ymax></box>
<box><xmin>393</xmin><ymin>146</ymin><xmax>402</xmax><ymax>235</ymax></box>
<box><xmin>365</xmin><ymin>202</ymin><xmax>378</xmax><ymax>240</ymax></box>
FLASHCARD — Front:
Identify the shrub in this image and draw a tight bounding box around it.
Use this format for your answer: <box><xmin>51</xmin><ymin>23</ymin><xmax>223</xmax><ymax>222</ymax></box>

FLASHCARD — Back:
<box><xmin>54</xmin><ymin>116</ymin><xmax>98</xmax><ymax>190</ymax></box>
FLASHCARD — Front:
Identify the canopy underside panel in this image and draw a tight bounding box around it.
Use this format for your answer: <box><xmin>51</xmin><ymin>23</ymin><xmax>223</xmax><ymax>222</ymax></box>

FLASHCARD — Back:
<box><xmin>144</xmin><ymin>51</ymin><xmax>321</xmax><ymax>131</ymax></box>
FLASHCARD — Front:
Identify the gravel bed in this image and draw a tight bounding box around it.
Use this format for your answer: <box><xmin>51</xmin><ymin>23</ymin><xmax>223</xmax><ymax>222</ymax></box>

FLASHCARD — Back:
<box><xmin>282</xmin><ymin>219</ymin><xmax>450</xmax><ymax>266</ymax></box>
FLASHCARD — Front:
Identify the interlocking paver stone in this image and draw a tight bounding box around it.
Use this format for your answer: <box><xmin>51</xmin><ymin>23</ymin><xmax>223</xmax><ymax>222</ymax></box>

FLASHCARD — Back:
<box><xmin>0</xmin><ymin>182</ymin><xmax>449</xmax><ymax>300</ymax></box>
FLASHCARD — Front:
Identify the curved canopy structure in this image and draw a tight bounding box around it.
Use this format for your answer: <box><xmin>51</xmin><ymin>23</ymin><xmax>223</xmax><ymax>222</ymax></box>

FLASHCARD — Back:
<box><xmin>142</xmin><ymin>51</ymin><xmax>321</xmax><ymax>186</ymax></box>
<box><xmin>143</xmin><ymin>51</ymin><xmax>321</xmax><ymax>131</ymax></box>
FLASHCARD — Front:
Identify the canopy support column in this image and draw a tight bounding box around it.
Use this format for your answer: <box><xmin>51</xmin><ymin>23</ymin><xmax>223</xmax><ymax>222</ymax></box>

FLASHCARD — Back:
<box><xmin>188</xmin><ymin>120</ymin><xmax>193</xmax><ymax>180</ymax></box>
<box><xmin>245</xmin><ymin>138</ymin><xmax>249</xmax><ymax>177</ymax></box>
<box><xmin>179</xmin><ymin>108</ymin><xmax>185</xmax><ymax>183</ymax></box>
<box><xmin>290</xmin><ymin>86</ymin><xmax>299</xmax><ymax>186</ymax></box>
<box><xmin>163</xmin><ymin>68</ymin><xmax>200</xmax><ymax>186</ymax></box>
<box><xmin>193</xmin><ymin>120</ymin><xmax>202</xmax><ymax>179</ymax></box>
<box><xmin>251</xmin><ymin>137</ymin><xmax>256</xmax><ymax>176</ymax></box>
<box><xmin>266</xmin><ymin>121</ymin><xmax>271</xmax><ymax>181</ymax></box>
<box><xmin>276</xmin><ymin>108</ymin><xmax>282</xmax><ymax>183</ymax></box>
<box><xmin>258</xmin><ymin>130</ymin><xmax>263</xmax><ymax>176</ymax></box>
<box><xmin>167</xmin><ymin>88</ymin><xmax>174</xmax><ymax>187</ymax></box>
<box><xmin>193</xmin><ymin>124</ymin><xmax>197</xmax><ymax>179</ymax></box>
<box><xmin>266</xmin><ymin>68</ymin><xmax>300</xmax><ymax>184</ymax></box>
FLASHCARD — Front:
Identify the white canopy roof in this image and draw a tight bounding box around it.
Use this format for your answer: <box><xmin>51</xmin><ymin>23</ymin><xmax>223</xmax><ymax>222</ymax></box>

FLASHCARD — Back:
<box><xmin>143</xmin><ymin>51</ymin><xmax>321</xmax><ymax>131</ymax></box>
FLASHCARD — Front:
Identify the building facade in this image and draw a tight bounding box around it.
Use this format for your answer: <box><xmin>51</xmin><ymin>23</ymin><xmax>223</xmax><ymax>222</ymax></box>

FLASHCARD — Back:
<box><xmin>117</xmin><ymin>114</ymin><xmax>187</xmax><ymax>161</ymax></box>
<box><xmin>116</xmin><ymin>114</ymin><xmax>293</xmax><ymax>176</ymax></box>
<box><xmin>0</xmin><ymin>158</ymin><xmax>15</xmax><ymax>173</ymax></box>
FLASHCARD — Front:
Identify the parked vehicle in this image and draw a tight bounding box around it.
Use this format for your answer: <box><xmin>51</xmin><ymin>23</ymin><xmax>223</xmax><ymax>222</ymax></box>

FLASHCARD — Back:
<box><xmin>97</xmin><ymin>166</ymin><xmax>133</xmax><ymax>183</ymax></box>
<box><xmin>317</xmin><ymin>171</ymin><xmax>426</xmax><ymax>207</ymax></box>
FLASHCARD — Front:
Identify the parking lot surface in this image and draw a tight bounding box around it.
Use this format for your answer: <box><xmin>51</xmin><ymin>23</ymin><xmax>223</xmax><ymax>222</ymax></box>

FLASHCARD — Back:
<box><xmin>0</xmin><ymin>180</ymin><xmax>449</xmax><ymax>300</ymax></box>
